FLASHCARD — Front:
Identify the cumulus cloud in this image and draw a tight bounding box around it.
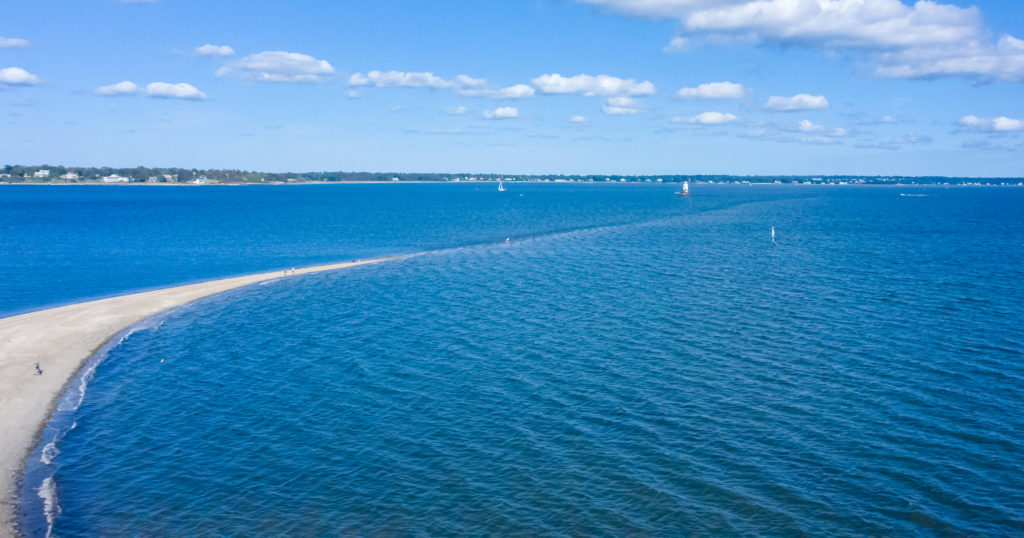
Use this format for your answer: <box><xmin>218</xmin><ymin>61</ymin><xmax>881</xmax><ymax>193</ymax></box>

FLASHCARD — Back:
<box><xmin>794</xmin><ymin>119</ymin><xmax>846</xmax><ymax>136</ymax></box>
<box><xmin>217</xmin><ymin>51</ymin><xmax>335</xmax><ymax>82</ymax></box>
<box><xmin>0</xmin><ymin>37</ymin><xmax>29</xmax><ymax>48</ymax></box>
<box><xmin>569</xmin><ymin>115</ymin><xmax>588</xmax><ymax>123</ymax></box>
<box><xmin>677</xmin><ymin>81</ymin><xmax>745</xmax><ymax>99</ymax></box>
<box><xmin>349</xmin><ymin>70</ymin><xmax>475</xmax><ymax>89</ymax></box>
<box><xmin>532</xmin><ymin>73</ymin><xmax>655</xmax><ymax>96</ymax></box>
<box><xmin>874</xmin><ymin>35</ymin><xmax>1024</xmax><ymax>81</ymax></box>
<box><xmin>461</xmin><ymin>83</ymin><xmax>536</xmax><ymax>99</ymax></box>
<box><xmin>484</xmin><ymin>106</ymin><xmax>519</xmax><ymax>119</ymax></box>
<box><xmin>578</xmin><ymin>0</ymin><xmax>1024</xmax><ymax>82</ymax></box>
<box><xmin>602</xmin><ymin>96</ymin><xmax>642</xmax><ymax>115</ymax></box>
<box><xmin>959</xmin><ymin>115</ymin><xmax>1024</xmax><ymax>132</ymax></box>
<box><xmin>95</xmin><ymin>80</ymin><xmax>206</xmax><ymax>100</ymax></box>
<box><xmin>349</xmin><ymin>71</ymin><xmax>532</xmax><ymax>99</ymax></box>
<box><xmin>0</xmin><ymin>67</ymin><xmax>41</xmax><ymax>86</ymax></box>
<box><xmin>96</xmin><ymin>80</ymin><xmax>140</xmax><ymax>95</ymax></box>
<box><xmin>146</xmin><ymin>82</ymin><xmax>206</xmax><ymax>100</ymax></box>
<box><xmin>663</xmin><ymin>36</ymin><xmax>690</xmax><ymax>53</ymax></box>
<box><xmin>195</xmin><ymin>44</ymin><xmax>235</xmax><ymax>57</ymax></box>
<box><xmin>764</xmin><ymin>93</ymin><xmax>829</xmax><ymax>111</ymax></box>
<box><xmin>676</xmin><ymin>111</ymin><xmax>738</xmax><ymax>125</ymax></box>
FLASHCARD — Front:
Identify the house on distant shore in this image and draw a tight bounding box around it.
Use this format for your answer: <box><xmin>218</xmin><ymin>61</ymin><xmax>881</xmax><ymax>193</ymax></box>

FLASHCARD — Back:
<box><xmin>102</xmin><ymin>174</ymin><xmax>129</xmax><ymax>183</ymax></box>
<box><xmin>33</xmin><ymin>170</ymin><xmax>51</xmax><ymax>178</ymax></box>
<box><xmin>60</xmin><ymin>172</ymin><xmax>79</xmax><ymax>181</ymax></box>
<box><xmin>192</xmin><ymin>176</ymin><xmax>210</xmax><ymax>185</ymax></box>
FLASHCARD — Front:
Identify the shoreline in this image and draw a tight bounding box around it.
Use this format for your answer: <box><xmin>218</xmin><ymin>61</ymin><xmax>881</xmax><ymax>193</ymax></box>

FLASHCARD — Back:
<box><xmin>1</xmin><ymin>182</ymin><xmax>1021</xmax><ymax>188</ymax></box>
<box><xmin>0</xmin><ymin>256</ymin><xmax>397</xmax><ymax>534</ymax></box>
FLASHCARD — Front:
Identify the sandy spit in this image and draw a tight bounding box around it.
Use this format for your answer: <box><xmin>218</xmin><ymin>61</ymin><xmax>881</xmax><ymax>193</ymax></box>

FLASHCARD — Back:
<box><xmin>0</xmin><ymin>257</ymin><xmax>397</xmax><ymax>533</ymax></box>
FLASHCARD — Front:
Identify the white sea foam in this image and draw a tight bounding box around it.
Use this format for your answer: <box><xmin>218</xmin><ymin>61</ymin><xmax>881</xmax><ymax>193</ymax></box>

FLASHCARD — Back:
<box><xmin>38</xmin><ymin>476</ymin><xmax>60</xmax><ymax>537</ymax></box>
<box><xmin>57</xmin><ymin>315</ymin><xmax>168</xmax><ymax>413</ymax></box>
<box><xmin>40</xmin><ymin>439</ymin><xmax>59</xmax><ymax>466</ymax></box>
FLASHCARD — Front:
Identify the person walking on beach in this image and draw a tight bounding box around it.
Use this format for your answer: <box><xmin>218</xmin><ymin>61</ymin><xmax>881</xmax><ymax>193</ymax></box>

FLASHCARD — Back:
<box><xmin>34</xmin><ymin>362</ymin><xmax>42</xmax><ymax>375</ymax></box>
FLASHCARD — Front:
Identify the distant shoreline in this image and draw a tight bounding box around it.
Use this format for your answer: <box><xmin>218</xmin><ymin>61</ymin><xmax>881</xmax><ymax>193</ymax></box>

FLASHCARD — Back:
<box><xmin>2</xmin><ymin>181</ymin><xmax>1022</xmax><ymax>187</ymax></box>
<box><xmin>0</xmin><ymin>257</ymin><xmax>398</xmax><ymax>535</ymax></box>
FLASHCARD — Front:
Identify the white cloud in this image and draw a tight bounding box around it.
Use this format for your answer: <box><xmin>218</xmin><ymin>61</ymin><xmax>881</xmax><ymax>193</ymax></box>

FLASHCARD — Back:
<box><xmin>461</xmin><ymin>83</ymin><xmax>536</xmax><ymax>99</ymax></box>
<box><xmin>765</xmin><ymin>93</ymin><xmax>829</xmax><ymax>111</ymax></box>
<box><xmin>602</xmin><ymin>96</ymin><xmax>642</xmax><ymax>115</ymax></box>
<box><xmin>96</xmin><ymin>80</ymin><xmax>140</xmax><ymax>95</ymax></box>
<box><xmin>663</xmin><ymin>36</ymin><xmax>689</xmax><ymax>53</ymax></box>
<box><xmin>95</xmin><ymin>80</ymin><xmax>206</xmax><ymax>100</ymax></box>
<box><xmin>145</xmin><ymin>82</ymin><xmax>206</xmax><ymax>100</ymax></box>
<box><xmin>494</xmin><ymin>84</ymin><xmax>536</xmax><ymax>99</ymax></box>
<box><xmin>0</xmin><ymin>67</ymin><xmax>41</xmax><ymax>86</ymax></box>
<box><xmin>350</xmin><ymin>71</ymin><xmax>535</xmax><ymax>100</ymax></box>
<box><xmin>569</xmin><ymin>115</ymin><xmax>588</xmax><ymax>123</ymax></box>
<box><xmin>217</xmin><ymin>51</ymin><xmax>335</xmax><ymax>82</ymax></box>
<box><xmin>578</xmin><ymin>0</ymin><xmax>1024</xmax><ymax>82</ymax></box>
<box><xmin>795</xmin><ymin>119</ymin><xmax>846</xmax><ymax>136</ymax></box>
<box><xmin>875</xmin><ymin>35</ymin><xmax>1024</xmax><ymax>81</ymax></box>
<box><xmin>484</xmin><ymin>106</ymin><xmax>519</xmax><ymax>119</ymax></box>
<box><xmin>959</xmin><ymin>115</ymin><xmax>1024</xmax><ymax>132</ymax></box>
<box><xmin>532</xmin><ymin>73</ymin><xmax>655</xmax><ymax>96</ymax></box>
<box><xmin>676</xmin><ymin>111</ymin><xmax>738</xmax><ymax>125</ymax></box>
<box><xmin>445</xmin><ymin>106</ymin><xmax>468</xmax><ymax>115</ymax></box>
<box><xmin>0</xmin><ymin>37</ymin><xmax>29</xmax><ymax>48</ymax></box>
<box><xmin>350</xmin><ymin>70</ymin><xmax>466</xmax><ymax>89</ymax></box>
<box><xmin>195</xmin><ymin>44</ymin><xmax>234</xmax><ymax>57</ymax></box>
<box><xmin>798</xmin><ymin>119</ymin><xmax>822</xmax><ymax>132</ymax></box>
<box><xmin>677</xmin><ymin>81</ymin><xmax>745</xmax><ymax>99</ymax></box>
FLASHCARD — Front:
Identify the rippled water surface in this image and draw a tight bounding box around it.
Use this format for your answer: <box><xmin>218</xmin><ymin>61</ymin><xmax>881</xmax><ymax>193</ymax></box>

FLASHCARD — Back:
<box><xmin>14</xmin><ymin>184</ymin><xmax>1024</xmax><ymax>535</ymax></box>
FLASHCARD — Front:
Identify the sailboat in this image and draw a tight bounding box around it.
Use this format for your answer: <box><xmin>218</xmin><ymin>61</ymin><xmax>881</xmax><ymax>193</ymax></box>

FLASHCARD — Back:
<box><xmin>771</xmin><ymin>226</ymin><xmax>776</xmax><ymax>245</ymax></box>
<box><xmin>498</xmin><ymin>181</ymin><xmax>507</xmax><ymax>192</ymax></box>
<box><xmin>676</xmin><ymin>181</ymin><xmax>691</xmax><ymax>196</ymax></box>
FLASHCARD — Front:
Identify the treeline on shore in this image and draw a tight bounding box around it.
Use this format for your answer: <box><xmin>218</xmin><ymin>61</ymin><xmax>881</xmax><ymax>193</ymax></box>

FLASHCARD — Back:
<box><xmin>2</xmin><ymin>165</ymin><xmax>1020</xmax><ymax>185</ymax></box>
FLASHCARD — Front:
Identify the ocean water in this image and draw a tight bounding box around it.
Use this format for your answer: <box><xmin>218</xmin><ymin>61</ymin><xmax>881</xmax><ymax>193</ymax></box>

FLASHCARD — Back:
<box><xmin>12</xmin><ymin>184</ymin><xmax>1024</xmax><ymax>535</ymax></box>
<box><xmin>0</xmin><ymin>183</ymin><xmax>709</xmax><ymax>317</ymax></box>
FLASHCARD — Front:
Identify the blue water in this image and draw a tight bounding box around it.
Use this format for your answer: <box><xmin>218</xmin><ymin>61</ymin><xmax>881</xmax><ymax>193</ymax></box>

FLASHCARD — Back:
<box><xmin>11</xmin><ymin>184</ymin><xmax>1024</xmax><ymax>535</ymax></box>
<box><xmin>0</xmin><ymin>183</ymin><xmax>706</xmax><ymax>317</ymax></box>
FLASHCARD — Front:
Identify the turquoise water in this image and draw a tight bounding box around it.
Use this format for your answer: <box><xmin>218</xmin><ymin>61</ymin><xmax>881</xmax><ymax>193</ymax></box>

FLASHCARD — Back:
<box><xmin>11</xmin><ymin>184</ymin><xmax>1024</xmax><ymax>535</ymax></box>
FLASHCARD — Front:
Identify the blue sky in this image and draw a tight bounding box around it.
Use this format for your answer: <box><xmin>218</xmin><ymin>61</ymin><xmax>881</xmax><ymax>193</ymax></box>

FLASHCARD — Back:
<box><xmin>2</xmin><ymin>0</ymin><xmax>1023</xmax><ymax>176</ymax></box>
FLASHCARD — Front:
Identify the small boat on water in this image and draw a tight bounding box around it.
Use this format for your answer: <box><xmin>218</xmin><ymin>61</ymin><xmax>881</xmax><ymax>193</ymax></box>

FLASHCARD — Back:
<box><xmin>498</xmin><ymin>181</ymin><xmax>507</xmax><ymax>192</ymax></box>
<box><xmin>676</xmin><ymin>181</ymin><xmax>691</xmax><ymax>196</ymax></box>
<box><xmin>771</xmin><ymin>226</ymin><xmax>776</xmax><ymax>245</ymax></box>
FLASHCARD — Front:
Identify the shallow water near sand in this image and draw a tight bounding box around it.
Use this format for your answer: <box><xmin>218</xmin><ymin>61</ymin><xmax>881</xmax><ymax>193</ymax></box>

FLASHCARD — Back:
<box><xmin>11</xmin><ymin>183</ymin><xmax>1024</xmax><ymax>535</ymax></box>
